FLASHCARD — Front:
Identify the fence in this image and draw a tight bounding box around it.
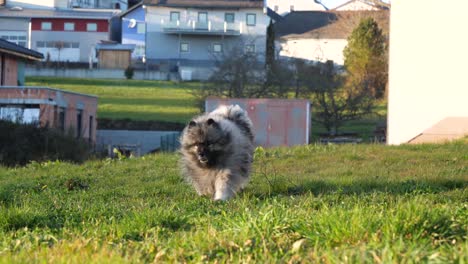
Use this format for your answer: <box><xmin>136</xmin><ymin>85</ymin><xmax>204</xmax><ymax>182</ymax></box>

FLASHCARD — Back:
<box><xmin>160</xmin><ymin>132</ymin><xmax>181</xmax><ymax>152</ymax></box>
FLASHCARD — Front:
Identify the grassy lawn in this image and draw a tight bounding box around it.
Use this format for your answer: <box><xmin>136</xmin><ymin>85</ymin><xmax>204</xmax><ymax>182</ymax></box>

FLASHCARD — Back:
<box><xmin>1</xmin><ymin>141</ymin><xmax>466</xmax><ymax>263</ymax></box>
<box><xmin>26</xmin><ymin>77</ymin><xmax>386</xmax><ymax>140</ymax></box>
<box><xmin>26</xmin><ymin>77</ymin><xmax>201</xmax><ymax>123</ymax></box>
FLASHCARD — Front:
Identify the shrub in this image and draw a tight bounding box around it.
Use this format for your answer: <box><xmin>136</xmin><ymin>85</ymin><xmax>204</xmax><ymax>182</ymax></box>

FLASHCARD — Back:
<box><xmin>0</xmin><ymin>120</ymin><xmax>91</xmax><ymax>166</ymax></box>
<box><xmin>124</xmin><ymin>66</ymin><xmax>135</xmax><ymax>80</ymax></box>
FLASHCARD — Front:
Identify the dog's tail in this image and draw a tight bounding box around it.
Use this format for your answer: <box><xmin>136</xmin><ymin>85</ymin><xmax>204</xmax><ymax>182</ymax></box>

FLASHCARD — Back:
<box><xmin>212</xmin><ymin>105</ymin><xmax>254</xmax><ymax>141</ymax></box>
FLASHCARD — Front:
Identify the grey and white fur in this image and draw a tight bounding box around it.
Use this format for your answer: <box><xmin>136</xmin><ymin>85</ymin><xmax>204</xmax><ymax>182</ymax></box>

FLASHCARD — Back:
<box><xmin>179</xmin><ymin>105</ymin><xmax>254</xmax><ymax>201</ymax></box>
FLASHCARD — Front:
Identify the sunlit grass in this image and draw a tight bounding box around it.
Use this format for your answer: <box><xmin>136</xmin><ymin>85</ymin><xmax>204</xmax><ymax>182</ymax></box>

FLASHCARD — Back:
<box><xmin>0</xmin><ymin>141</ymin><xmax>466</xmax><ymax>262</ymax></box>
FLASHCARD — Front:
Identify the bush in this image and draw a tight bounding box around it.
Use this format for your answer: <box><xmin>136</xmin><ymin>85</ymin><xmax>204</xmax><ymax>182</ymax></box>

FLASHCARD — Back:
<box><xmin>0</xmin><ymin>120</ymin><xmax>91</xmax><ymax>166</ymax></box>
<box><xmin>124</xmin><ymin>66</ymin><xmax>135</xmax><ymax>80</ymax></box>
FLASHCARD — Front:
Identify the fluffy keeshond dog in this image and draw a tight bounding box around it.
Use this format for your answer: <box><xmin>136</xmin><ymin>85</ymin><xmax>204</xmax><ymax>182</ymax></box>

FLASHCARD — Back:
<box><xmin>179</xmin><ymin>105</ymin><xmax>254</xmax><ymax>201</ymax></box>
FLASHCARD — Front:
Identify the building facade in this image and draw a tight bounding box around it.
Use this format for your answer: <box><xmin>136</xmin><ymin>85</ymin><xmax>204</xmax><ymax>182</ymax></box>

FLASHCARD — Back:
<box><xmin>120</xmin><ymin>4</ymin><xmax>146</xmax><ymax>60</ymax></box>
<box><xmin>0</xmin><ymin>86</ymin><xmax>98</xmax><ymax>142</ymax></box>
<box><xmin>5</xmin><ymin>0</ymin><xmax>127</xmax><ymax>10</ymax></box>
<box><xmin>387</xmin><ymin>0</ymin><xmax>468</xmax><ymax>144</ymax></box>
<box><xmin>0</xmin><ymin>8</ymin><xmax>119</xmax><ymax>62</ymax></box>
<box><xmin>265</xmin><ymin>0</ymin><xmax>327</xmax><ymax>16</ymax></box>
<box><xmin>139</xmin><ymin>0</ymin><xmax>268</xmax><ymax>75</ymax></box>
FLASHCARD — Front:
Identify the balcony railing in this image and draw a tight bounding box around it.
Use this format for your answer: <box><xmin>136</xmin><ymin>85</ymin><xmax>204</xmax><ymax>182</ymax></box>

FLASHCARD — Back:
<box><xmin>162</xmin><ymin>20</ymin><xmax>243</xmax><ymax>36</ymax></box>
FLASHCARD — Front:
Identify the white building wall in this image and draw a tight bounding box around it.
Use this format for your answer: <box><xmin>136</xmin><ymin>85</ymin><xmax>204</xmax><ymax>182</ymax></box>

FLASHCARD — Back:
<box><xmin>278</xmin><ymin>38</ymin><xmax>348</xmax><ymax>65</ymax></box>
<box><xmin>387</xmin><ymin>0</ymin><xmax>468</xmax><ymax>144</ymax></box>
<box><xmin>6</xmin><ymin>0</ymin><xmax>56</xmax><ymax>9</ymax></box>
<box><xmin>335</xmin><ymin>0</ymin><xmax>379</xmax><ymax>11</ymax></box>
<box><xmin>266</xmin><ymin>0</ymin><xmax>326</xmax><ymax>16</ymax></box>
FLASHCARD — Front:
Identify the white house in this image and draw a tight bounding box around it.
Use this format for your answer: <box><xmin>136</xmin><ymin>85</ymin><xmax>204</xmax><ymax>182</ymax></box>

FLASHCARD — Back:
<box><xmin>333</xmin><ymin>0</ymin><xmax>389</xmax><ymax>11</ymax></box>
<box><xmin>274</xmin><ymin>10</ymin><xmax>389</xmax><ymax>65</ymax></box>
<box><xmin>142</xmin><ymin>0</ymin><xmax>268</xmax><ymax>80</ymax></box>
<box><xmin>387</xmin><ymin>0</ymin><xmax>468</xmax><ymax>144</ymax></box>
<box><xmin>265</xmin><ymin>0</ymin><xmax>327</xmax><ymax>16</ymax></box>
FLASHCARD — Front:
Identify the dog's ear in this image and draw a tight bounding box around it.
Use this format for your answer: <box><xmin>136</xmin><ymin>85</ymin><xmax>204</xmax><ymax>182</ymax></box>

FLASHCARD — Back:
<box><xmin>207</xmin><ymin>118</ymin><xmax>218</xmax><ymax>127</ymax></box>
<box><xmin>188</xmin><ymin>120</ymin><xmax>197</xmax><ymax>128</ymax></box>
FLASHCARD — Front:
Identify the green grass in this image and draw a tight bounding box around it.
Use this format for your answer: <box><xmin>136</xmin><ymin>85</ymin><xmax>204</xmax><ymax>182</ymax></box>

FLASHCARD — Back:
<box><xmin>27</xmin><ymin>77</ymin><xmax>387</xmax><ymax>141</ymax></box>
<box><xmin>26</xmin><ymin>77</ymin><xmax>201</xmax><ymax>123</ymax></box>
<box><xmin>1</xmin><ymin>141</ymin><xmax>467</xmax><ymax>263</ymax></box>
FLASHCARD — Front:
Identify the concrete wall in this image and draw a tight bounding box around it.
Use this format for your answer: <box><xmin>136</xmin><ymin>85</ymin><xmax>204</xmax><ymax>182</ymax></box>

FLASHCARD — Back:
<box><xmin>387</xmin><ymin>0</ymin><xmax>468</xmax><ymax>144</ymax></box>
<box><xmin>96</xmin><ymin>129</ymin><xmax>180</xmax><ymax>155</ymax></box>
<box><xmin>25</xmin><ymin>67</ymin><xmax>181</xmax><ymax>80</ymax></box>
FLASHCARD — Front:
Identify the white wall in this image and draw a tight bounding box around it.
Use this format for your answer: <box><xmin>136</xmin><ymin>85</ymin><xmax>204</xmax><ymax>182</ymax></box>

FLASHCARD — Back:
<box><xmin>266</xmin><ymin>0</ymin><xmax>326</xmax><ymax>16</ymax></box>
<box><xmin>387</xmin><ymin>0</ymin><xmax>468</xmax><ymax>145</ymax></box>
<box><xmin>278</xmin><ymin>38</ymin><xmax>348</xmax><ymax>65</ymax></box>
<box><xmin>335</xmin><ymin>0</ymin><xmax>379</xmax><ymax>11</ymax></box>
<box><xmin>7</xmin><ymin>0</ymin><xmax>55</xmax><ymax>9</ymax></box>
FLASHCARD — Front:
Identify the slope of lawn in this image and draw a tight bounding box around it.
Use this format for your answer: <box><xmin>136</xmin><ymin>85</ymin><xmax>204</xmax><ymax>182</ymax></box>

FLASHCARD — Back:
<box><xmin>0</xmin><ymin>141</ymin><xmax>466</xmax><ymax>263</ymax></box>
<box><xmin>26</xmin><ymin>77</ymin><xmax>201</xmax><ymax>123</ymax></box>
<box><xmin>26</xmin><ymin>77</ymin><xmax>387</xmax><ymax>141</ymax></box>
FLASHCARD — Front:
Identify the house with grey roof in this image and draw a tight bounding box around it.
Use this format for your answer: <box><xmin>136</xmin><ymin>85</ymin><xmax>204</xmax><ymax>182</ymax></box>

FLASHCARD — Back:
<box><xmin>274</xmin><ymin>10</ymin><xmax>389</xmax><ymax>65</ymax></box>
<box><xmin>140</xmin><ymin>0</ymin><xmax>268</xmax><ymax>79</ymax></box>
<box><xmin>0</xmin><ymin>7</ymin><xmax>120</xmax><ymax>62</ymax></box>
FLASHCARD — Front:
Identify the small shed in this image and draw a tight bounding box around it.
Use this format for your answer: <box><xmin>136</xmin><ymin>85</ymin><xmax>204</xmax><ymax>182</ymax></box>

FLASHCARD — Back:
<box><xmin>205</xmin><ymin>98</ymin><xmax>311</xmax><ymax>147</ymax></box>
<box><xmin>96</xmin><ymin>43</ymin><xmax>135</xmax><ymax>69</ymax></box>
<box><xmin>0</xmin><ymin>39</ymin><xmax>43</xmax><ymax>86</ymax></box>
<box><xmin>0</xmin><ymin>87</ymin><xmax>98</xmax><ymax>142</ymax></box>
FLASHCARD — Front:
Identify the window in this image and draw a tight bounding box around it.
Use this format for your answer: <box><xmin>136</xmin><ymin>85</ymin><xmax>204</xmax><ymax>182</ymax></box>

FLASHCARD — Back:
<box><xmin>180</xmin><ymin>42</ymin><xmax>189</xmax><ymax>53</ymax></box>
<box><xmin>198</xmin><ymin>12</ymin><xmax>207</xmax><ymax>23</ymax></box>
<box><xmin>1</xmin><ymin>32</ymin><xmax>27</xmax><ymax>47</ymax></box>
<box><xmin>225</xmin><ymin>13</ymin><xmax>235</xmax><ymax>23</ymax></box>
<box><xmin>76</xmin><ymin>110</ymin><xmax>83</xmax><ymax>138</ymax></box>
<box><xmin>246</xmin><ymin>14</ymin><xmax>256</xmax><ymax>26</ymax></box>
<box><xmin>41</xmin><ymin>22</ymin><xmax>52</xmax><ymax>30</ymax></box>
<box><xmin>63</xmin><ymin>42</ymin><xmax>71</xmax><ymax>48</ymax></box>
<box><xmin>58</xmin><ymin>107</ymin><xmax>66</xmax><ymax>132</ymax></box>
<box><xmin>170</xmin><ymin>11</ymin><xmax>180</xmax><ymax>22</ymax></box>
<box><xmin>137</xmin><ymin>23</ymin><xmax>146</xmax><ymax>34</ymax></box>
<box><xmin>46</xmin><ymin>41</ymin><xmax>54</xmax><ymax>48</ymax></box>
<box><xmin>290</xmin><ymin>5</ymin><xmax>294</xmax><ymax>11</ymax></box>
<box><xmin>0</xmin><ymin>106</ymin><xmax>39</xmax><ymax>124</ymax></box>
<box><xmin>89</xmin><ymin>116</ymin><xmax>93</xmax><ymax>143</ymax></box>
<box><xmin>245</xmin><ymin>44</ymin><xmax>255</xmax><ymax>53</ymax></box>
<box><xmin>36</xmin><ymin>41</ymin><xmax>45</xmax><ymax>48</ymax></box>
<box><xmin>64</xmin><ymin>22</ymin><xmax>75</xmax><ymax>31</ymax></box>
<box><xmin>212</xmin><ymin>43</ymin><xmax>222</xmax><ymax>53</ymax></box>
<box><xmin>72</xmin><ymin>42</ymin><xmax>79</xmax><ymax>48</ymax></box>
<box><xmin>86</xmin><ymin>23</ymin><xmax>97</xmax><ymax>32</ymax></box>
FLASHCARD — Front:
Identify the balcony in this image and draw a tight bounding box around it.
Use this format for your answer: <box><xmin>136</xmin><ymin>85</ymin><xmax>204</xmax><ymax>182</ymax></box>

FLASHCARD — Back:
<box><xmin>162</xmin><ymin>20</ymin><xmax>243</xmax><ymax>36</ymax></box>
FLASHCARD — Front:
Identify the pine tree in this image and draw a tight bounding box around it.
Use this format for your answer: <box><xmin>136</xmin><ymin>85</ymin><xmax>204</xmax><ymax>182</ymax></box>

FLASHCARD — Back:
<box><xmin>343</xmin><ymin>17</ymin><xmax>388</xmax><ymax>99</ymax></box>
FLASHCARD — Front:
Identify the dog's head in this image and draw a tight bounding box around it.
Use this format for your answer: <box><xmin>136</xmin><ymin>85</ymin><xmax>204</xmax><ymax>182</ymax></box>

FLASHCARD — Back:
<box><xmin>182</xmin><ymin>118</ymin><xmax>231</xmax><ymax>166</ymax></box>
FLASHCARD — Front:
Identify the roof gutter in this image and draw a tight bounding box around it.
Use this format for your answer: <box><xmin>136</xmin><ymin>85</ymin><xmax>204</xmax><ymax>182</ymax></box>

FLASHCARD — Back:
<box><xmin>0</xmin><ymin>48</ymin><xmax>43</xmax><ymax>61</ymax></box>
